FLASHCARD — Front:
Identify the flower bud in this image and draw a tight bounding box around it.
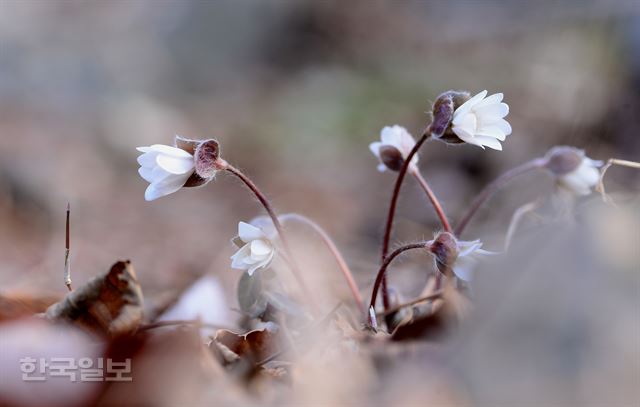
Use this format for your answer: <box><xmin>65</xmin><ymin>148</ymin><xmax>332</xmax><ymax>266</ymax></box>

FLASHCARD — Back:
<box><xmin>430</xmin><ymin>90</ymin><xmax>470</xmax><ymax>143</ymax></box>
<box><xmin>428</xmin><ymin>231</ymin><xmax>458</xmax><ymax>276</ymax></box>
<box><xmin>378</xmin><ymin>145</ymin><xmax>405</xmax><ymax>171</ymax></box>
<box><xmin>177</xmin><ymin>137</ymin><xmax>225</xmax><ymax>188</ymax></box>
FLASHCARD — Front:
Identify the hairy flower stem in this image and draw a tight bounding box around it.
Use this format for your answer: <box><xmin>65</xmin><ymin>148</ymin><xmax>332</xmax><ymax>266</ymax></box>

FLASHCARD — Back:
<box><xmin>369</xmin><ymin>242</ymin><xmax>429</xmax><ymax>325</ymax></box>
<box><xmin>455</xmin><ymin>158</ymin><xmax>547</xmax><ymax>237</ymax></box>
<box><xmin>410</xmin><ymin>168</ymin><xmax>452</xmax><ymax>233</ymax></box>
<box><xmin>279</xmin><ymin>213</ymin><xmax>365</xmax><ymax>314</ymax></box>
<box><xmin>224</xmin><ymin>164</ymin><xmax>318</xmax><ymax>313</ymax></box>
<box><xmin>380</xmin><ymin>126</ymin><xmax>431</xmax><ymax>312</ymax></box>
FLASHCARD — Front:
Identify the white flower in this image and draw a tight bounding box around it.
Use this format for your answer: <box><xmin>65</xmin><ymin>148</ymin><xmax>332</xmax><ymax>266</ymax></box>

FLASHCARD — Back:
<box><xmin>230</xmin><ymin>222</ymin><xmax>276</xmax><ymax>275</ymax></box>
<box><xmin>429</xmin><ymin>233</ymin><xmax>496</xmax><ymax>282</ymax></box>
<box><xmin>557</xmin><ymin>155</ymin><xmax>602</xmax><ymax>196</ymax></box>
<box><xmin>369</xmin><ymin>125</ymin><xmax>419</xmax><ymax>172</ymax></box>
<box><xmin>137</xmin><ymin>144</ymin><xmax>195</xmax><ymax>201</ymax></box>
<box><xmin>451</xmin><ymin>90</ymin><xmax>512</xmax><ymax>151</ymax></box>
<box><xmin>451</xmin><ymin>240</ymin><xmax>496</xmax><ymax>282</ymax></box>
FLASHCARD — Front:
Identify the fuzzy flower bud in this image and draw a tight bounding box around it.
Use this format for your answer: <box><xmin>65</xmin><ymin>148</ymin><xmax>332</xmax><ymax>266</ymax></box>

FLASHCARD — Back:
<box><xmin>431</xmin><ymin>90</ymin><xmax>512</xmax><ymax>151</ymax></box>
<box><xmin>428</xmin><ymin>232</ymin><xmax>495</xmax><ymax>282</ymax></box>
<box><xmin>430</xmin><ymin>90</ymin><xmax>469</xmax><ymax>141</ymax></box>
<box><xmin>544</xmin><ymin>146</ymin><xmax>602</xmax><ymax>196</ymax></box>
<box><xmin>369</xmin><ymin>125</ymin><xmax>419</xmax><ymax>172</ymax></box>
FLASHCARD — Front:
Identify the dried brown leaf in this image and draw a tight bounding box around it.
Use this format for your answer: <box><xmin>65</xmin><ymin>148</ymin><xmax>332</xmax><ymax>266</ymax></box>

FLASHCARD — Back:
<box><xmin>44</xmin><ymin>261</ymin><xmax>144</xmax><ymax>337</ymax></box>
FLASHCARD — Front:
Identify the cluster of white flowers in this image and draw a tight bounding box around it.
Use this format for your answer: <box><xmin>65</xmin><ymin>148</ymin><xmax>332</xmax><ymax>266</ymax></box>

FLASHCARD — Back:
<box><xmin>136</xmin><ymin>88</ymin><xmax>606</xmax><ymax>287</ymax></box>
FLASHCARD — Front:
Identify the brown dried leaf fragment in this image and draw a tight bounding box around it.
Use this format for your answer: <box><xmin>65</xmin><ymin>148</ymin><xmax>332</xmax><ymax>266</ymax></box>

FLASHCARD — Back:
<box><xmin>212</xmin><ymin>328</ymin><xmax>279</xmax><ymax>365</ymax></box>
<box><xmin>44</xmin><ymin>261</ymin><xmax>144</xmax><ymax>337</ymax></box>
<box><xmin>390</xmin><ymin>285</ymin><xmax>468</xmax><ymax>341</ymax></box>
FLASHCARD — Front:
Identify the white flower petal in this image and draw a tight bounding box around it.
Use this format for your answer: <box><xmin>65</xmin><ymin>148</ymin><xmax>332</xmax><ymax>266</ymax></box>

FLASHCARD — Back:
<box><xmin>458</xmin><ymin>240</ymin><xmax>483</xmax><ymax>257</ymax></box>
<box><xmin>251</xmin><ymin>239</ymin><xmax>272</xmax><ymax>256</ymax></box>
<box><xmin>156</xmin><ymin>154</ymin><xmax>195</xmax><ymax>175</ymax></box>
<box><xmin>453</xmin><ymin>257</ymin><xmax>477</xmax><ymax>282</ymax></box>
<box><xmin>452</xmin><ymin>126</ymin><xmax>483</xmax><ymax>147</ymax></box>
<box><xmin>230</xmin><ymin>244</ymin><xmax>252</xmax><ymax>269</ymax></box>
<box><xmin>144</xmin><ymin>184</ymin><xmax>164</xmax><ymax>201</ymax></box>
<box><xmin>148</xmin><ymin>144</ymin><xmax>193</xmax><ymax>158</ymax></box>
<box><xmin>476</xmin><ymin>125</ymin><xmax>507</xmax><ymax>141</ymax></box>
<box><xmin>473</xmin><ymin>92</ymin><xmax>503</xmax><ymax>108</ymax></box>
<box><xmin>369</xmin><ymin>142</ymin><xmax>382</xmax><ymax>158</ymax></box>
<box><xmin>475</xmin><ymin>136</ymin><xmax>503</xmax><ymax>151</ymax></box>
<box><xmin>238</xmin><ymin>222</ymin><xmax>265</xmax><ymax>243</ymax></box>
<box><xmin>455</xmin><ymin>112</ymin><xmax>478</xmax><ymax>135</ymax></box>
<box><xmin>144</xmin><ymin>176</ymin><xmax>187</xmax><ymax>201</ymax></box>
<box><xmin>138</xmin><ymin>167</ymin><xmax>155</xmax><ymax>183</ymax></box>
<box><xmin>380</xmin><ymin>126</ymin><xmax>398</xmax><ymax>145</ymax></box>
<box><xmin>493</xmin><ymin>119</ymin><xmax>512</xmax><ymax>136</ymax></box>
<box><xmin>578</xmin><ymin>164</ymin><xmax>600</xmax><ymax>185</ymax></box>
<box><xmin>452</xmin><ymin>90</ymin><xmax>488</xmax><ymax>124</ymax></box>
<box><xmin>474</xmin><ymin>102</ymin><xmax>509</xmax><ymax>120</ymax></box>
<box><xmin>560</xmin><ymin>172</ymin><xmax>591</xmax><ymax>195</ymax></box>
<box><xmin>137</xmin><ymin>152</ymin><xmax>159</xmax><ymax>168</ymax></box>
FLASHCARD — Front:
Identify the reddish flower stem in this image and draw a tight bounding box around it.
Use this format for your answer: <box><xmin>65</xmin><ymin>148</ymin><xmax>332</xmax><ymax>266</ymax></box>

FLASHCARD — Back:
<box><xmin>368</xmin><ymin>242</ymin><xmax>428</xmax><ymax>325</ymax></box>
<box><xmin>410</xmin><ymin>168</ymin><xmax>452</xmax><ymax>233</ymax></box>
<box><xmin>454</xmin><ymin>158</ymin><xmax>546</xmax><ymax>237</ymax></box>
<box><xmin>279</xmin><ymin>213</ymin><xmax>365</xmax><ymax>314</ymax></box>
<box><xmin>379</xmin><ymin>126</ymin><xmax>431</xmax><ymax>311</ymax></box>
<box><xmin>224</xmin><ymin>164</ymin><xmax>318</xmax><ymax>313</ymax></box>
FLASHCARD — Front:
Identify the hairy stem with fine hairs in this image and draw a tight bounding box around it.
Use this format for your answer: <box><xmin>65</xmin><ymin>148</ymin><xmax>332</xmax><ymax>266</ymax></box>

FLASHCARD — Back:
<box><xmin>279</xmin><ymin>213</ymin><xmax>365</xmax><ymax>314</ymax></box>
<box><xmin>410</xmin><ymin>168</ymin><xmax>452</xmax><ymax>232</ymax></box>
<box><xmin>379</xmin><ymin>126</ymin><xmax>431</xmax><ymax>312</ymax></box>
<box><xmin>369</xmin><ymin>242</ymin><xmax>428</xmax><ymax>325</ymax></box>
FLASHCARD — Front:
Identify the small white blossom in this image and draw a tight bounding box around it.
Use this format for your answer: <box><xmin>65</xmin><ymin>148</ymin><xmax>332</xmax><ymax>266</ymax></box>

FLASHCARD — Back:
<box><xmin>451</xmin><ymin>90</ymin><xmax>512</xmax><ymax>151</ymax></box>
<box><xmin>369</xmin><ymin>125</ymin><xmax>419</xmax><ymax>172</ymax></box>
<box><xmin>137</xmin><ymin>144</ymin><xmax>195</xmax><ymax>201</ymax></box>
<box><xmin>230</xmin><ymin>222</ymin><xmax>276</xmax><ymax>275</ymax></box>
<box><xmin>429</xmin><ymin>233</ymin><xmax>496</xmax><ymax>282</ymax></box>
<box><xmin>451</xmin><ymin>240</ymin><xmax>496</xmax><ymax>282</ymax></box>
<box><xmin>557</xmin><ymin>155</ymin><xmax>602</xmax><ymax>196</ymax></box>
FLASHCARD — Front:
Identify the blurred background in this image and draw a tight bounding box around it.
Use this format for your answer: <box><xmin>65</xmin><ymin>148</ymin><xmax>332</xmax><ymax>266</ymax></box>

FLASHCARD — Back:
<box><xmin>0</xmin><ymin>1</ymin><xmax>639</xmax><ymax>404</ymax></box>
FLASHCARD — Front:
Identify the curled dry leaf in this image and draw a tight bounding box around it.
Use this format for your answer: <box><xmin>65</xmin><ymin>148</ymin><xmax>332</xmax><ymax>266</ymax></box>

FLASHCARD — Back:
<box><xmin>211</xmin><ymin>327</ymin><xmax>280</xmax><ymax>366</ymax></box>
<box><xmin>44</xmin><ymin>261</ymin><xmax>144</xmax><ymax>337</ymax></box>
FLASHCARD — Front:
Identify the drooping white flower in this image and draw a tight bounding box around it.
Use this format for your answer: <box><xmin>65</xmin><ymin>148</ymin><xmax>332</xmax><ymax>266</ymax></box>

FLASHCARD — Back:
<box><xmin>544</xmin><ymin>146</ymin><xmax>603</xmax><ymax>196</ymax></box>
<box><xmin>137</xmin><ymin>144</ymin><xmax>196</xmax><ymax>201</ymax></box>
<box><xmin>451</xmin><ymin>90</ymin><xmax>512</xmax><ymax>151</ymax></box>
<box><xmin>230</xmin><ymin>221</ymin><xmax>276</xmax><ymax>275</ymax></box>
<box><xmin>369</xmin><ymin>125</ymin><xmax>419</xmax><ymax>172</ymax></box>
<box><xmin>428</xmin><ymin>232</ymin><xmax>496</xmax><ymax>282</ymax></box>
<box><xmin>557</xmin><ymin>156</ymin><xmax>602</xmax><ymax>196</ymax></box>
